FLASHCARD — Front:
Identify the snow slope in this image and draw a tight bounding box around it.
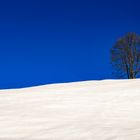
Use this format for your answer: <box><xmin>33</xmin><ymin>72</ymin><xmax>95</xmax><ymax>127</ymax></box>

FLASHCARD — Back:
<box><xmin>0</xmin><ymin>79</ymin><xmax>140</xmax><ymax>140</ymax></box>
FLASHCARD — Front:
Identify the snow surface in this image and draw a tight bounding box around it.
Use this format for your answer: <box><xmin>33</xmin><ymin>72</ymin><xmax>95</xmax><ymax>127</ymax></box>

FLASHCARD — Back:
<box><xmin>0</xmin><ymin>79</ymin><xmax>140</xmax><ymax>140</ymax></box>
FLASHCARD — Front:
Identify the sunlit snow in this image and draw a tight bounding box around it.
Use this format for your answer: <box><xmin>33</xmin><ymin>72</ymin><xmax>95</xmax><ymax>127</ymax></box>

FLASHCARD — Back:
<box><xmin>0</xmin><ymin>79</ymin><xmax>140</xmax><ymax>140</ymax></box>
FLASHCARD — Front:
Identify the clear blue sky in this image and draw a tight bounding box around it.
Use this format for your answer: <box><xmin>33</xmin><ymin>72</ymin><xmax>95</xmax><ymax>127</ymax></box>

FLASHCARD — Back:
<box><xmin>0</xmin><ymin>0</ymin><xmax>140</xmax><ymax>89</ymax></box>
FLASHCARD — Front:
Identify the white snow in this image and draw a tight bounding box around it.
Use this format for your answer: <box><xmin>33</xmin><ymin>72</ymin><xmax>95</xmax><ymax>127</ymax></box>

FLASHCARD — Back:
<box><xmin>0</xmin><ymin>79</ymin><xmax>140</xmax><ymax>140</ymax></box>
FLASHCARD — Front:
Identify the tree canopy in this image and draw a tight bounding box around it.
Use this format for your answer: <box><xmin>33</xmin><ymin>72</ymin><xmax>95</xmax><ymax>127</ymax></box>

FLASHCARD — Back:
<box><xmin>111</xmin><ymin>32</ymin><xmax>140</xmax><ymax>79</ymax></box>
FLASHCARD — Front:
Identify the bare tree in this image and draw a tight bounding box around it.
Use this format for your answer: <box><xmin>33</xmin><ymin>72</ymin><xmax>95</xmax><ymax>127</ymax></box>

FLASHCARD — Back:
<box><xmin>111</xmin><ymin>32</ymin><xmax>140</xmax><ymax>79</ymax></box>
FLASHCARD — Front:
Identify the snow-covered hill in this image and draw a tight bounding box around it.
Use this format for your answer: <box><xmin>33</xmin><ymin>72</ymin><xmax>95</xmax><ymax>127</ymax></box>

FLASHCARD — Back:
<box><xmin>0</xmin><ymin>79</ymin><xmax>140</xmax><ymax>140</ymax></box>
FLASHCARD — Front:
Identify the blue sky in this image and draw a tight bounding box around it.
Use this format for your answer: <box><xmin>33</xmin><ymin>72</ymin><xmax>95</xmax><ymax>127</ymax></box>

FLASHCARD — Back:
<box><xmin>0</xmin><ymin>0</ymin><xmax>140</xmax><ymax>88</ymax></box>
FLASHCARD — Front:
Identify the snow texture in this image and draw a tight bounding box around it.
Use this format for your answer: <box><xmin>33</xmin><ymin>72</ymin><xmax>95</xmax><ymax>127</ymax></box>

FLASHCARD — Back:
<box><xmin>0</xmin><ymin>79</ymin><xmax>140</xmax><ymax>140</ymax></box>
